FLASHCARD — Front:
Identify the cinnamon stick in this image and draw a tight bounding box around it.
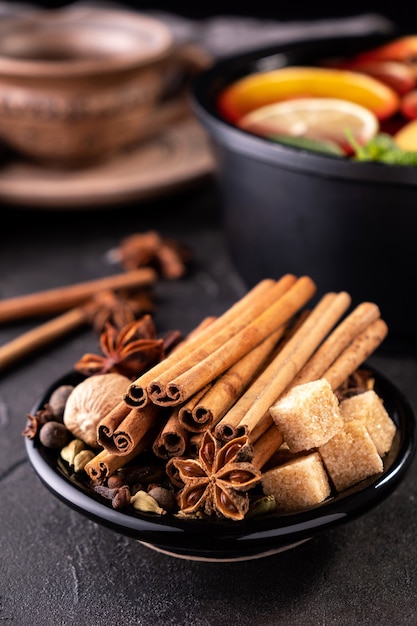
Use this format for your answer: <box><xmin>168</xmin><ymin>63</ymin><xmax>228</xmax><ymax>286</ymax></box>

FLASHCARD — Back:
<box><xmin>96</xmin><ymin>400</ymin><xmax>132</xmax><ymax>449</ymax></box>
<box><xmin>0</xmin><ymin>306</ymin><xmax>89</xmax><ymax>372</ymax></box>
<box><xmin>84</xmin><ymin>449</ymin><xmax>135</xmax><ymax>482</ymax></box>
<box><xmin>180</xmin><ymin>326</ymin><xmax>285</xmax><ymax>433</ymax></box>
<box><xmin>322</xmin><ymin>317</ymin><xmax>388</xmax><ymax>390</ymax></box>
<box><xmin>0</xmin><ymin>268</ymin><xmax>157</xmax><ymax>323</ymax></box>
<box><xmin>215</xmin><ymin>291</ymin><xmax>350</xmax><ymax>442</ymax></box>
<box><xmin>84</xmin><ymin>429</ymin><xmax>154</xmax><ymax>481</ymax></box>
<box><xmin>188</xmin><ymin>432</ymin><xmax>204</xmax><ymax>456</ymax></box>
<box><xmin>150</xmin><ymin>275</ymin><xmax>316</xmax><ymax>406</ymax></box>
<box><xmin>251</xmin><ymin>315</ymin><xmax>389</xmax><ymax>469</ymax></box>
<box><xmin>251</xmin><ymin>425</ymin><xmax>284</xmax><ymax>470</ymax></box>
<box><xmin>122</xmin><ymin>315</ymin><xmax>217</xmax><ymax>408</ymax></box>
<box><xmin>177</xmin><ymin>384</ymin><xmax>213</xmax><ymax>432</ymax></box>
<box><xmin>95</xmin><ymin>318</ymin><xmax>218</xmax><ymax>451</ymax></box>
<box><xmin>109</xmin><ymin>403</ymin><xmax>164</xmax><ymax>456</ymax></box>
<box><xmin>125</xmin><ymin>277</ymin><xmax>285</xmax><ymax>407</ymax></box>
<box><xmin>250</xmin><ymin>310</ymin><xmax>388</xmax><ymax>469</ymax></box>
<box><xmin>213</xmin><ymin>312</ymin><xmax>311</xmax><ymax>442</ymax></box>
<box><xmin>291</xmin><ymin>301</ymin><xmax>381</xmax><ymax>386</ymax></box>
<box><xmin>152</xmin><ymin>407</ymin><xmax>189</xmax><ymax>459</ymax></box>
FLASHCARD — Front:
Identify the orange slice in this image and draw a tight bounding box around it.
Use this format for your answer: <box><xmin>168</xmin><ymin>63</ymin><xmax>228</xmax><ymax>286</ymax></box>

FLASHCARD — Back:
<box><xmin>218</xmin><ymin>66</ymin><xmax>399</xmax><ymax>123</ymax></box>
<box><xmin>238</xmin><ymin>98</ymin><xmax>379</xmax><ymax>152</ymax></box>
<box><xmin>394</xmin><ymin>118</ymin><xmax>417</xmax><ymax>150</ymax></box>
<box><xmin>340</xmin><ymin>61</ymin><xmax>416</xmax><ymax>95</ymax></box>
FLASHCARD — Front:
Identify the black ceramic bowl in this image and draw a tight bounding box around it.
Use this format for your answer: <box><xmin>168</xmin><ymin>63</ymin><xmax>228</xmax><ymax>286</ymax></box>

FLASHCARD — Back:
<box><xmin>25</xmin><ymin>368</ymin><xmax>416</xmax><ymax>561</ymax></box>
<box><xmin>191</xmin><ymin>33</ymin><xmax>417</xmax><ymax>349</ymax></box>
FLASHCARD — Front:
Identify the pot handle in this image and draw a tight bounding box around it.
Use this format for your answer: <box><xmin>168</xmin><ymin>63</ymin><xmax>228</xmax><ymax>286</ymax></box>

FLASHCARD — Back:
<box><xmin>161</xmin><ymin>42</ymin><xmax>213</xmax><ymax>101</ymax></box>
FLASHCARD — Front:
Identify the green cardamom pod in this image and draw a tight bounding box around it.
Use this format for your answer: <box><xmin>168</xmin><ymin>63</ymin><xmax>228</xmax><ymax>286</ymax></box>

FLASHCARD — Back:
<box><xmin>60</xmin><ymin>438</ymin><xmax>85</xmax><ymax>466</ymax></box>
<box><xmin>73</xmin><ymin>449</ymin><xmax>96</xmax><ymax>473</ymax></box>
<box><xmin>131</xmin><ymin>490</ymin><xmax>165</xmax><ymax>514</ymax></box>
<box><xmin>247</xmin><ymin>494</ymin><xmax>277</xmax><ymax>518</ymax></box>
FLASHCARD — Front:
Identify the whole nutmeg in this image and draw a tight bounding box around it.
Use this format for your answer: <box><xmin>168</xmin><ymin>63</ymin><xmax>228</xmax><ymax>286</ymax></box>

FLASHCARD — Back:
<box><xmin>39</xmin><ymin>421</ymin><xmax>71</xmax><ymax>449</ymax></box>
<box><xmin>63</xmin><ymin>373</ymin><xmax>130</xmax><ymax>448</ymax></box>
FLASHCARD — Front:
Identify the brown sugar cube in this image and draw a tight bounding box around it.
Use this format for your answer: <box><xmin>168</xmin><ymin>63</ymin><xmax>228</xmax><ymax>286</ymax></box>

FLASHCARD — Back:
<box><xmin>339</xmin><ymin>390</ymin><xmax>396</xmax><ymax>456</ymax></box>
<box><xmin>262</xmin><ymin>443</ymin><xmax>302</xmax><ymax>471</ymax></box>
<box><xmin>269</xmin><ymin>378</ymin><xmax>343</xmax><ymax>452</ymax></box>
<box><xmin>261</xmin><ymin>452</ymin><xmax>331</xmax><ymax>513</ymax></box>
<box><xmin>318</xmin><ymin>421</ymin><xmax>383</xmax><ymax>492</ymax></box>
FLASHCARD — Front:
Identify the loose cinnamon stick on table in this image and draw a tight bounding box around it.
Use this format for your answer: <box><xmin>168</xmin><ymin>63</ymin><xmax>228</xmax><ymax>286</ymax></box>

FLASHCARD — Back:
<box><xmin>0</xmin><ymin>285</ymin><xmax>156</xmax><ymax>373</ymax></box>
<box><xmin>0</xmin><ymin>306</ymin><xmax>89</xmax><ymax>372</ymax></box>
<box><xmin>0</xmin><ymin>268</ymin><xmax>157</xmax><ymax>323</ymax></box>
<box><xmin>149</xmin><ymin>275</ymin><xmax>316</xmax><ymax>407</ymax></box>
<box><xmin>125</xmin><ymin>277</ymin><xmax>286</xmax><ymax>407</ymax></box>
<box><xmin>215</xmin><ymin>291</ymin><xmax>350</xmax><ymax>442</ymax></box>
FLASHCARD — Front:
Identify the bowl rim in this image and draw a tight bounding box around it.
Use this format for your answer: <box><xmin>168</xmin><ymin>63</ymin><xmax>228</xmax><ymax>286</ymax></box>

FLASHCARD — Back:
<box><xmin>0</xmin><ymin>6</ymin><xmax>174</xmax><ymax>77</ymax></box>
<box><xmin>191</xmin><ymin>31</ymin><xmax>417</xmax><ymax>186</ymax></box>
<box><xmin>24</xmin><ymin>365</ymin><xmax>416</xmax><ymax>559</ymax></box>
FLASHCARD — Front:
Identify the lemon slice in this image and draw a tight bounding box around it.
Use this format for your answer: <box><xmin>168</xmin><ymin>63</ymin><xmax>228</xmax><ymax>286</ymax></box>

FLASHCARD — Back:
<box><xmin>238</xmin><ymin>98</ymin><xmax>379</xmax><ymax>150</ymax></box>
<box><xmin>218</xmin><ymin>66</ymin><xmax>399</xmax><ymax>122</ymax></box>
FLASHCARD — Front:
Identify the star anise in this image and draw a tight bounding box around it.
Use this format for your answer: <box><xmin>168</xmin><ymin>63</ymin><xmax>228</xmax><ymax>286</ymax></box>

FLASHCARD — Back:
<box><xmin>85</xmin><ymin>289</ymin><xmax>155</xmax><ymax>334</ymax></box>
<box><xmin>74</xmin><ymin>314</ymin><xmax>166</xmax><ymax>379</ymax></box>
<box><xmin>106</xmin><ymin>231</ymin><xmax>192</xmax><ymax>279</ymax></box>
<box><xmin>22</xmin><ymin>404</ymin><xmax>55</xmax><ymax>439</ymax></box>
<box><xmin>167</xmin><ymin>430</ymin><xmax>262</xmax><ymax>521</ymax></box>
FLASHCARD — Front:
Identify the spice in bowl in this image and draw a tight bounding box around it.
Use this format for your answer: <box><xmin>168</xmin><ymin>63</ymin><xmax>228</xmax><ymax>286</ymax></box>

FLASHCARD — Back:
<box><xmin>23</xmin><ymin>273</ymin><xmax>398</xmax><ymax>522</ymax></box>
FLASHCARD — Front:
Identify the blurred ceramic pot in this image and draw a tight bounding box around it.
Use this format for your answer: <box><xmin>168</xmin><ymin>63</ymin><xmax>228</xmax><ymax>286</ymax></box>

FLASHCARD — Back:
<box><xmin>0</xmin><ymin>6</ymin><xmax>194</xmax><ymax>164</ymax></box>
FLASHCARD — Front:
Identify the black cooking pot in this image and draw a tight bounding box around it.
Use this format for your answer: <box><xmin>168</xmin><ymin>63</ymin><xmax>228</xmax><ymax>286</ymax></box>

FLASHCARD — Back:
<box><xmin>191</xmin><ymin>33</ymin><xmax>417</xmax><ymax>351</ymax></box>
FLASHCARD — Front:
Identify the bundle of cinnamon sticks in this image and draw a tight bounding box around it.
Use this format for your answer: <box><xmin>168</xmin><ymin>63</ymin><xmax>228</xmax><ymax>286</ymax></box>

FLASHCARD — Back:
<box><xmin>85</xmin><ymin>273</ymin><xmax>388</xmax><ymax>480</ymax></box>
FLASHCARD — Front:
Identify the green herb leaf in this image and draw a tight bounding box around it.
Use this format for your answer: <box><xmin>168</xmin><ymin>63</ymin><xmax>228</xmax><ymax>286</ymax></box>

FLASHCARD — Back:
<box><xmin>346</xmin><ymin>130</ymin><xmax>417</xmax><ymax>166</ymax></box>
<box><xmin>268</xmin><ymin>134</ymin><xmax>344</xmax><ymax>156</ymax></box>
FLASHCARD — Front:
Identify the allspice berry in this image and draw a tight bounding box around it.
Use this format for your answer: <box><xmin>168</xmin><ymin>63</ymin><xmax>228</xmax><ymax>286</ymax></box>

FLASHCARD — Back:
<box><xmin>48</xmin><ymin>385</ymin><xmax>74</xmax><ymax>420</ymax></box>
<box><xmin>107</xmin><ymin>474</ymin><xmax>124</xmax><ymax>489</ymax></box>
<box><xmin>39</xmin><ymin>421</ymin><xmax>71</xmax><ymax>449</ymax></box>
<box><xmin>147</xmin><ymin>486</ymin><xmax>177</xmax><ymax>513</ymax></box>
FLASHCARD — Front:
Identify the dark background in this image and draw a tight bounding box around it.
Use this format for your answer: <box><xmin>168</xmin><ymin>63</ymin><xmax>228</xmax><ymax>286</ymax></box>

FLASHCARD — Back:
<box><xmin>27</xmin><ymin>1</ymin><xmax>412</xmax><ymax>33</ymax></box>
<box><xmin>1</xmin><ymin>2</ymin><xmax>416</xmax><ymax>624</ymax></box>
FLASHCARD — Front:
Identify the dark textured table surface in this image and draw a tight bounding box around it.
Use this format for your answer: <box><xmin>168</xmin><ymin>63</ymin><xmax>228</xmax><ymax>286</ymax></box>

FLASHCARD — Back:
<box><xmin>1</xmin><ymin>175</ymin><xmax>417</xmax><ymax>626</ymax></box>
